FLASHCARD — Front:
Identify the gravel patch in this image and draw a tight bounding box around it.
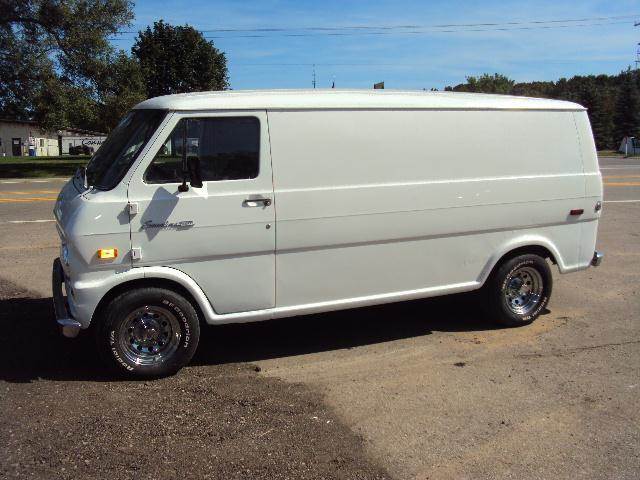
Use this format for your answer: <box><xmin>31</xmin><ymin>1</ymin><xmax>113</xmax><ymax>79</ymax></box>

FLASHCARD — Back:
<box><xmin>0</xmin><ymin>278</ymin><xmax>389</xmax><ymax>480</ymax></box>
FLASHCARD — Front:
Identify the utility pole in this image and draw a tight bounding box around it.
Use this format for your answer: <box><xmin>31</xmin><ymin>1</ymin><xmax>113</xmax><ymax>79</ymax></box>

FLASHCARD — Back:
<box><xmin>636</xmin><ymin>21</ymin><xmax>639</xmax><ymax>69</ymax></box>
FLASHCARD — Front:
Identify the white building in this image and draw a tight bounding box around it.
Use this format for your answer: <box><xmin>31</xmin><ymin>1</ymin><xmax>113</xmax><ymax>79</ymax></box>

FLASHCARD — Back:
<box><xmin>60</xmin><ymin>135</ymin><xmax>106</xmax><ymax>155</ymax></box>
<box><xmin>0</xmin><ymin>119</ymin><xmax>105</xmax><ymax>157</ymax></box>
<box><xmin>618</xmin><ymin>136</ymin><xmax>640</xmax><ymax>156</ymax></box>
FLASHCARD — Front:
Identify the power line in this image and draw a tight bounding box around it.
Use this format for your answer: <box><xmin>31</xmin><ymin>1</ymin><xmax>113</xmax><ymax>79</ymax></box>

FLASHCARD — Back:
<box><xmin>108</xmin><ymin>19</ymin><xmax>636</xmax><ymax>41</ymax></box>
<box><xmin>203</xmin><ymin>20</ymin><xmax>633</xmax><ymax>39</ymax></box>
<box><xmin>109</xmin><ymin>14</ymin><xmax>640</xmax><ymax>39</ymax></box>
<box><xmin>230</xmin><ymin>59</ymin><xmax>624</xmax><ymax>67</ymax></box>
<box><xmin>204</xmin><ymin>14</ymin><xmax>640</xmax><ymax>31</ymax></box>
<box><xmin>112</xmin><ymin>14</ymin><xmax>640</xmax><ymax>35</ymax></box>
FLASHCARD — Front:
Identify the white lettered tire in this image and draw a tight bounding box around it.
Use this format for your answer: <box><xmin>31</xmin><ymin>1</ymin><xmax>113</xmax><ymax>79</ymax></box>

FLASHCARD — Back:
<box><xmin>485</xmin><ymin>254</ymin><xmax>552</xmax><ymax>327</ymax></box>
<box><xmin>96</xmin><ymin>287</ymin><xmax>200</xmax><ymax>377</ymax></box>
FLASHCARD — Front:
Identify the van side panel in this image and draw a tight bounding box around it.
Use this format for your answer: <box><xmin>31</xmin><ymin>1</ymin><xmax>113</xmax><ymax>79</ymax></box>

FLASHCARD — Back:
<box><xmin>269</xmin><ymin>109</ymin><xmax>588</xmax><ymax>309</ymax></box>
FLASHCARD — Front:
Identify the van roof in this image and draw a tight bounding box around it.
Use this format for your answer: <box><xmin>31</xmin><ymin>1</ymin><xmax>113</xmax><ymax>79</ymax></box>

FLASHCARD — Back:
<box><xmin>134</xmin><ymin>89</ymin><xmax>585</xmax><ymax>112</ymax></box>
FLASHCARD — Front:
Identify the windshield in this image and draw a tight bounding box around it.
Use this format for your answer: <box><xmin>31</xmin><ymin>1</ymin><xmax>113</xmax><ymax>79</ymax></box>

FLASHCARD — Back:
<box><xmin>86</xmin><ymin>109</ymin><xmax>166</xmax><ymax>190</ymax></box>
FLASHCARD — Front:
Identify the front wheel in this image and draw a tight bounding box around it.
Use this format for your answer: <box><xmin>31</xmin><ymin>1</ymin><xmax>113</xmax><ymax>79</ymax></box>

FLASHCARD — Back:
<box><xmin>485</xmin><ymin>254</ymin><xmax>552</xmax><ymax>327</ymax></box>
<box><xmin>96</xmin><ymin>287</ymin><xmax>200</xmax><ymax>377</ymax></box>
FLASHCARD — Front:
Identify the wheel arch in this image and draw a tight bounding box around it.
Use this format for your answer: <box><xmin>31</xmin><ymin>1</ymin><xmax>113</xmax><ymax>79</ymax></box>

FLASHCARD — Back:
<box><xmin>478</xmin><ymin>240</ymin><xmax>560</xmax><ymax>287</ymax></box>
<box><xmin>91</xmin><ymin>269</ymin><xmax>216</xmax><ymax>328</ymax></box>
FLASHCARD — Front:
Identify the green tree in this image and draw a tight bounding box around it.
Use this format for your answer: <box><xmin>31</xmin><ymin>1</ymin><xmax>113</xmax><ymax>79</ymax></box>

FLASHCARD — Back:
<box><xmin>0</xmin><ymin>0</ymin><xmax>142</xmax><ymax>132</ymax></box>
<box><xmin>1</xmin><ymin>0</ymin><xmax>133</xmax><ymax>83</ymax></box>
<box><xmin>95</xmin><ymin>52</ymin><xmax>146</xmax><ymax>132</ymax></box>
<box><xmin>448</xmin><ymin>73</ymin><xmax>515</xmax><ymax>94</ymax></box>
<box><xmin>584</xmin><ymin>86</ymin><xmax>615</xmax><ymax>150</ymax></box>
<box><xmin>512</xmin><ymin>80</ymin><xmax>555</xmax><ymax>98</ymax></box>
<box><xmin>133</xmin><ymin>20</ymin><xmax>228</xmax><ymax>98</ymax></box>
<box><xmin>613</xmin><ymin>71</ymin><xmax>640</xmax><ymax>142</ymax></box>
<box><xmin>0</xmin><ymin>23</ymin><xmax>56</xmax><ymax>121</ymax></box>
<box><xmin>35</xmin><ymin>79</ymin><xmax>98</xmax><ymax>133</ymax></box>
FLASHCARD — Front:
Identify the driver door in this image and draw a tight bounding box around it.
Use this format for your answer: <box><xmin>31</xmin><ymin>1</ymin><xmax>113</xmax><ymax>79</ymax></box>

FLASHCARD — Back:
<box><xmin>128</xmin><ymin>111</ymin><xmax>275</xmax><ymax>314</ymax></box>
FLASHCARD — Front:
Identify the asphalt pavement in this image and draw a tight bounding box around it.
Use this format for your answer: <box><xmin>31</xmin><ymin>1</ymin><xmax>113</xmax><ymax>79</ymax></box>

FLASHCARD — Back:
<box><xmin>0</xmin><ymin>156</ymin><xmax>639</xmax><ymax>479</ymax></box>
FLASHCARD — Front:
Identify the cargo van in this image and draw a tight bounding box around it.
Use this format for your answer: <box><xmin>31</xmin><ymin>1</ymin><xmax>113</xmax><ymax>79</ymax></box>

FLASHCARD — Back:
<box><xmin>52</xmin><ymin>90</ymin><xmax>603</xmax><ymax>377</ymax></box>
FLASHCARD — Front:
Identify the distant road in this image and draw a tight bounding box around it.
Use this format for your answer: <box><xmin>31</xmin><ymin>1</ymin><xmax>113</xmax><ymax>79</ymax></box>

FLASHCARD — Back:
<box><xmin>597</xmin><ymin>155</ymin><xmax>640</xmax><ymax>202</ymax></box>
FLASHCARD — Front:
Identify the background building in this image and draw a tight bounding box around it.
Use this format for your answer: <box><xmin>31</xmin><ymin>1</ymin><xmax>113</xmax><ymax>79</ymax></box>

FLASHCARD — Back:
<box><xmin>618</xmin><ymin>136</ymin><xmax>640</xmax><ymax>155</ymax></box>
<box><xmin>0</xmin><ymin>119</ymin><xmax>105</xmax><ymax>157</ymax></box>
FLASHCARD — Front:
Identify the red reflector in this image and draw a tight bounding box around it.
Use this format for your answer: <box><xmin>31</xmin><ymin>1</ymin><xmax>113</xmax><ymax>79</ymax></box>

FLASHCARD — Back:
<box><xmin>570</xmin><ymin>209</ymin><xmax>584</xmax><ymax>216</ymax></box>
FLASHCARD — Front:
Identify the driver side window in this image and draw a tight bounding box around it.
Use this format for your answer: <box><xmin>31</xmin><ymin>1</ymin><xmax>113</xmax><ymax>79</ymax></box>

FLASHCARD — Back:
<box><xmin>145</xmin><ymin>116</ymin><xmax>260</xmax><ymax>184</ymax></box>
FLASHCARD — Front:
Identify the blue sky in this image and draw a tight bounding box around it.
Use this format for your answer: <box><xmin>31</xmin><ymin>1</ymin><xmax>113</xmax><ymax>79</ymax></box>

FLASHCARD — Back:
<box><xmin>111</xmin><ymin>0</ymin><xmax>640</xmax><ymax>90</ymax></box>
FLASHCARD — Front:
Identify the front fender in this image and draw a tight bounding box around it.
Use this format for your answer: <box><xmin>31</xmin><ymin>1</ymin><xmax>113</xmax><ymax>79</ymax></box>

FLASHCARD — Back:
<box><xmin>74</xmin><ymin>266</ymin><xmax>214</xmax><ymax>329</ymax></box>
<box><xmin>139</xmin><ymin>266</ymin><xmax>218</xmax><ymax>320</ymax></box>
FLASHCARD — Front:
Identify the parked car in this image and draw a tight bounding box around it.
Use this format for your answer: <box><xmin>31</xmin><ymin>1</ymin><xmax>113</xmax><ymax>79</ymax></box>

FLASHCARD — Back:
<box><xmin>68</xmin><ymin>144</ymin><xmax>94</xmax><ymax>155</ymax></box>
<box><xmin>52</xmin><ymin>89</ymin><xmax>603</xmax><ymax>377</ymax></box>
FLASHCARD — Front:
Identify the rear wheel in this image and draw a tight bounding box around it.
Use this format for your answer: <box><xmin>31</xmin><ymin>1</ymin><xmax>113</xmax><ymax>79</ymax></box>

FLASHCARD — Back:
<box><xmin>96</xmin><ymin>287</ymin><xmax>200</xmax><ymax>377</ymax></box>
<box><xmin>485</xmin><ymin>254</ymin><xmax>552</xmax><ymax>327</ymax></box>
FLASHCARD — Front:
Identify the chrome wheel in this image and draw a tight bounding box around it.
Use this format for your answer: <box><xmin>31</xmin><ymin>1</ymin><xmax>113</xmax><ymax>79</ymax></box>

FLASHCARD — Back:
<box><xmin>118</xmin><ymin>305</ymin><xmax>181</xmax><ymax>366</ymax></box>
<box><xmin>503</xmin><ymin>266</ymin><xmax>543</xmax><ymax>316</ymax></box>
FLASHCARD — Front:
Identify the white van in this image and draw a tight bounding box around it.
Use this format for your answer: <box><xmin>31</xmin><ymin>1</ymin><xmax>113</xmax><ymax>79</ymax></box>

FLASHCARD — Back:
<box><xmin>53</xmin><ymin>90</ymin><xmax>603</xmax><ymax>377</ymax></box>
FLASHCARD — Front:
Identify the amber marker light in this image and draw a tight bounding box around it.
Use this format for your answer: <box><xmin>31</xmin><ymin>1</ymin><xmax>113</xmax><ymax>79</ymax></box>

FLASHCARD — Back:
<box><xmin>97</xmin><ymin>248</ymin><xmax>118</xmax><ymax>259</ymax></box>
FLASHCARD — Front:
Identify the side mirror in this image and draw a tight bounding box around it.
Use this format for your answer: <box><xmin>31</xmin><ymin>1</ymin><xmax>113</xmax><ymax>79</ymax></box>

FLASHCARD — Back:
<box><xmin>187</xmin><ymin>156</ymin><xmax>203</xmax><ymax>188</ymax></box>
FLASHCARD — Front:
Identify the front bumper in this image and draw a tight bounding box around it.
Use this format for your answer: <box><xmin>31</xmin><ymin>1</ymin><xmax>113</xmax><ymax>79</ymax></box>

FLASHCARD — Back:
<box><xmin>52</xmin><ymin>258</ymin><xmax>82</xmax><ymax>338</ymax></box>
<box><xmin>592</xmin><ymin>250</ymin><xmax>604</xmax><ymax>267</ymax></box>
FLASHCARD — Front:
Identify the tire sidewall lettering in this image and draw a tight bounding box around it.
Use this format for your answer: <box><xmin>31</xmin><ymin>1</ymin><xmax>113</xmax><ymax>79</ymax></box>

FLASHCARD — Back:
<box><xmin>522</xmin><ymin>295</ymin><xmax>547</xmax><ymax>321</ymax></box>
<box><xmin>108</xmin><ymin>329</ymin><xmax>134</xmax><ymax>371</ymax></box>
<box><xmin>162</xmin><ymin>298</ymin><xmax>190</xmax><ymax>348</ymax></box>
<box><xmin>109</xmin><ymin>296</ymin><xmax>194</xmax><ymax>372</ymax></box>
<box><xmin>498</xmin><ymin>258</ymin><xmax>549</xmax><ymax>323</ymax></box>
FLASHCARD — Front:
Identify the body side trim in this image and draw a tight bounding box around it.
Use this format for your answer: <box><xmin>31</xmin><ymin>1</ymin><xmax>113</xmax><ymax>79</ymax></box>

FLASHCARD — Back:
<box><xmin>93</xmin><ymin>231</ymin><xmax>592</xmax><ymax>328</ymax></box>
<box><xmin>137</xmin><ymin>266</ymin><xmax>479</xmax><ymax>325</ymax></box>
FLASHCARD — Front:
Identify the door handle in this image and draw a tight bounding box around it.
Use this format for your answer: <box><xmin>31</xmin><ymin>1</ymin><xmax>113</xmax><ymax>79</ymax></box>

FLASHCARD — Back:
<box><xmin>243</xmin><ymin>197</ymin><xmax>272</xmax><ymax>207</ymax></box>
